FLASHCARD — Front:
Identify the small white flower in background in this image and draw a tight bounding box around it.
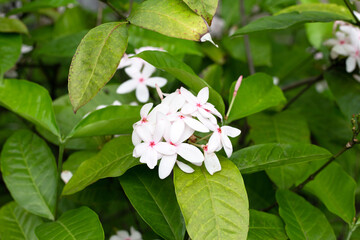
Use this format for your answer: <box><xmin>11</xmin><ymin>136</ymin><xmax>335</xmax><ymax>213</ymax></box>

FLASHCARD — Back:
<box><xmin>109</xmin><ymin>227</ymin><xmax>142</xmax><ymax>240</ymax></box>
<box><xmin>353</xmin><ymin>74</ymin><xmax>360</xmax><ymax>83</ymax></box>
<box><xmin>21</xmin><ymin>45</ymin><xmax>33</xmax><ymax>54</ymax></box>
<box><xmin>315</xmin><ymin>80</ymin><xmax>329</xmax><ymax>93</ymax></box>
<box><xmin>209</xmin><ymin>16</ymin><xmax>225</xmax><ymax>38</ymax></box>
<box><xmin>272</xmin><ymin>76</ymin><xmax>279</xmax><ymax>85</ymax></box>
<box><xmin>96</xmin><ymin>100</ymin><xmax>122</xmax><ymax>110</ymax></box>
<box><xmin>61</xmin><ymin>170</ymin><xmax>73</xmax><ymax>184</ymax></box>
<box><xmin>131</xmin><ymin>84</ymin><xmax>241</xmax><ymax>179</ymax></box>
<box><xmin>117</xmin><ymin>47</ymin><xmax>168</xmax><ymax>103</ymax></box>
<box><xmin>200</xmin><ymin>33</ymin><xmax>218</xmax><ymax>48</ymax></box>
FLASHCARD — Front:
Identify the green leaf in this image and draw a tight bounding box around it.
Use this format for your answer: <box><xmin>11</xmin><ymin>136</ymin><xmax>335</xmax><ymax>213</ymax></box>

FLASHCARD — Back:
<box><xmin>66</xmin><ymin>105</ymin><xmax>141</xmax><ymax>139</ymax></box>
<box><xmin>0</xmin><ymin>18</ymin><xmax>28</xmax><ymax>34</ymax></box>
<box><xmin>227</xmin><ymin>73</ymin><xmax>286</xmax><ymax>123</ymax></box>
<box><xmin>63</xmin><ymin>151</ymin><xmax>98</xmax><ymax>173</ymax></box>
<box><xmin>128</xmin><ymin>0</ymin><xmax>208</xmax><ymax>41</ymax></box>
<box><xmin>0</xmin><ymin>202</ymin><xmax>43</xmax><ymax>240</ymax></box>
<box><xmin>248</xmin><ymin>210</ymin><xmax>287</xmax><ymax>240</ymax></box>
<box><xmin>277</xmin><ymin>190</ymin><xmax>336</xmax><ymax>240</ymax></box>
<box><xmin>62</xmin><ymin>136</ymin><xmax>138</xmax><ymax>195</ymax></box>
<box><xmin>120</xmin><ymin>165</ymin><xmax>185</xmax><ymax>240</ymax></box>
<box><xmin>325</xmin><ymin>68</ymin><xmax>360</xmax><ymax>121</ymax></box>
<box><xmin>68</xmin><ymin>22</ymin><xmax>128</xmax><ymax>112</ymax></box>
<box><xmin>174</xmin><ymin>157</ymin><xmax>249</xmax><ymax>240</ymax></box>
<box><xmin>276</xmin><ymin>3</ymin><xmax>352</xmax><ymax>18</ymax></box>
<box><xmin>232</xmin><ymin>11</ymin><xmax>351</xmax><ymax>36</ymax></box>
<box><xmin>0</xmin><ymin>79</ymin><xmax>60</xmax><ymax>137</ymax></box>
<box><xmin>35</xmin><ymin>207</ymin><xmax>104</xmax><ymax>240</ymax></box>
<box><xmin>305</xmin><ymin>22</ymin><xmax>333</xmax><ymax>49</ymax></box>
<box><xmin>0</xmin><ymin>33</ymin><xmax>21</xmax><ymax>74</ymax></box>
<box><xmin>304</xmin><ymin>162</ymin><xmax>356</xmax><ymax>224</ymax></box>
<box><xmin>8</xmin><ymin>0</ymin><xmax>77</xmax><ymax>15</ymax></box>
<box><xmin>230</xmin><ymin>143</ymin><xmax>332</xmax><ymax>174</ymax></box>
<box><xmin>182</xmin><ymin>0</ymin><xmax>219</xmax><ymax>24</ymax></box>
<box><xmin>202</xmin><ymin>64</ymin><xmax>222</xmax><ymax>93</ymax></box>
<box><xmin>136</xmin><ymin>50</ymin><xmax>225</xmax><ymax>115</ymax></box>
<box><xmin>0</xmin><ymin>130</ymin><xmax>58</xmax><ymax>220</ymax></box>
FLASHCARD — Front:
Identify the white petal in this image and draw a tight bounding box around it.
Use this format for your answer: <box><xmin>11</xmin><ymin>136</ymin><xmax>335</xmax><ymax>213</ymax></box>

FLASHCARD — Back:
<box><xmin>170</xmin><ymin>119</ymin><xmax>185</xmax><ymax>143</ymax></box>
<box><xmin>176</xmin><ymin>161</ymin><xmax>195</xmax><ymax>173</ymax></box>
<box><xmin>332</xmin><ymin>45</ymin><xmax>349</xmax><ymax>56</ymax></box>
<box><xmin>115</xmin><ymin>230</ymin><xmax>130</xmax><ymax>238</ymax></box>
<box><xmin>200</xmin><ymin>32</ymin><xmax>218</xmax><ymax>47</ymax></box>
<box><xmin>96</xmin><ymin>104</ymin><xmax>107</xmax><ymax>110</ymax></box>
<box><xmin>169</xmin><ymin>94</ymin><xmax>186</xmax><ymax>113</ymax></box>
<box><xmin>207</xmin><ymin>132</ymin><xmax>221</xmax><ymax>153</ymax></box>
<box><xmin>132</xmin><ymin>130</ymin><xmax>142</xmax><ymax>146</ymax></box>
<box><xmin>181</xmin><ymin>103</ymin><xmax>197</xmax><ymax>115</ymax></box>
<box><xmin>197</xmin><ymin>87</ymin><xmax>209</xmax><ymax>104</ymax></box>
<box><xmin>112</xmin><ymin>100</ymin><xmax>122</xmax><ymax>106</ymax></box>
<box><xmin>130</xmin><ymin>227</ymin><xmax>142</xmax><ymax>240</ymax></box>
<box><xmin>125</xmin><ymin>65</ymin><xmax>142</xmax><ymax>79</ymax></box>
<box><xmin>177</xmin><ymin>143</ymin><xmax>204</xmax><ymax>163</ymax></box>
<box><xmin>142</xmin><ymin>62</ymin><xmax>156</xmax><ymax>78</ymax></box>
<box><xmin>140</xmin><ymin>103</ymin><xmax>153</xmax><ymax>118</ymax></box>
<box><xmin>177</xmin><ymin>126</ymin><xmax>195</xmax><ymax>143</ymax></box>
<box><xmin>180</xmin><ymin>87</ymin><xmax>197</xmax><ymax>103</ymax></box>
<box><xmin>146</xmin><ymin>77</ymin><xmax>167</xmax><ymax>88</ymax></box>
<box><xmin>196</xmin><ymin>113</ymin><xmax>217</xmax><ymax>130</ymax></box>
<box><xmin>221</xmin><ymin>134</ymin><xmax>233</xmax><ymax>158</ymax></box>
<box><xmin>60</xmin><ymin>170</ymin><xmax>73</xmax><ymax>184</ymax></box>
<box><xmin>204</xmin><ymin>152</ymin><xmax>221</xmax><ymax>175</ymax></box>
<box><xmin>133</xmin><ymin>142</ymin><xmax>147</xmax><ymax>157</ymax></box>
<box><xmin>140</xmin><ymin>148</ymin><xmax>158</xmax><ymax>169</ymax></box>
<box><xmin>221</xmin><ymin>126</ymin><xmax>241</xmax><ymax>138</ymax></box>
<box><xmin>109</xmin><ymin>236</ymin><xmax>122</xmax><ymax>240</ymax></box>
<box><xmin>154</xmin><ymin>142</ymin><xmax>177</xmax><ymax>155</ymax></box>
<box><xmin>346</xmin><ymin>56</ymin><xmax>356</xmax><ymax>73</ymax></box>
<box><xmin>136</xmin><ymin>125</ymin><xmax>152</xmax><ymax>142</ymax></box>
<box><xmin>184</xmin><ymin>117</ymin><xmax>209</xmax><ymax>133</ymax></box>
<box><xmin>136</xmin><ymin>84</ymin><xmax>150</xmax><ymax>103</ymax></box>
<box><xmin>116</xmin><ymin>80</ymin><xmax>137</xmax><ymax>94</ymax></box>
<box><xmin>159</xmin><ymin>154</ymin><xmax>177</xmax><ymax>179</ymax></box>
<box><xmin>204</xmin><ymin>103</ymin><xmax>222</xmax><ymax>119</ymax></box>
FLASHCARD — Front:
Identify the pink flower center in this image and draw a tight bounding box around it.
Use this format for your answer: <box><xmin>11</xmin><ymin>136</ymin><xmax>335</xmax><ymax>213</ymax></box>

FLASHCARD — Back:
<box><xmin>141</xmin><ymin>117</ymin><xmax>147</xmax><ymax>123</ymax></box>
<box><xmin>340</xmin><ymin>40</ymin><xmax>345</xmax><ymax>45</ymax></box>
<box><xmin>217</xmin><ymin>128</ymin><xmax>222</xmax><ymax>133</ymax></box>
<box><xmin>125</xmin><ymin>238</ymin><xmax>131</xmax><ymax>240</ymax></box>
<box><xmin>202</xmin><ymin>145</ymin><xmax>208</xmax><ymax>151</ymax></box>
<box><xmin>179</xmin><ymin>115</ymin><xmax>185</xmax><ymax>119</ymax></box>
<box><xmin>139</xmin><ymin>77</ymin><xmax>144</xmax><ymax>83</ymax></box>
<box><xmin>204</xmin><ymin>108</ymin><xmax>210</xmax><ymax>112</ymax></box>
<box><xmin>170</xmin><ymin>141</ymin><xmax>176</xmax><ymax>146</ymax></box>
<box><xmin>196</xmin><ymin>103</ymin><xmax>202</xmax><ymax>107</ymax></box>
<box><xmin>356</xmin><ymin>50</ymin><xmax>359</xmax><ymax>56</ymax></box>
<box><xmin>149</xmin><ymin>141</ymin><xmax>155</xmax><ymax>147</ymax></box>
<box><xmin>177</xmin><ymin>89</ymin><xmax>181</xmax><ymax>94</ymax></box>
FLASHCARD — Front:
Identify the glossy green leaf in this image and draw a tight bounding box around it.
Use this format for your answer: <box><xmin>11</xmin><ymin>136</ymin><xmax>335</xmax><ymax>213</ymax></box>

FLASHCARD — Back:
<box><xmin>0</xmin><ymin>33</ymin><xmax>21</xmax><ymax>75</ymax></box>
<box><xmin>248</xmin><ymin>210</ymin><xmax>287</xmax><ymax>240</ymax></box>
<box><xmin>277</xmin><ymin>190</ymin><xmax>336</xmax><ymax>240</ymax></box>
<box><xmin>128</xmin><ymin>0</ymin><xmax>208</xmax><ymax>41</ymax></box>
<box><xmin>68</xmin><ymin>22</ymin><xmax>128</xmax><ymax>112</ymax></box>
<box><xmin>63</xmin><ymin>151</ymin><xmax>98</xmax><ymax>173</ymax></box>
<box><xmin>136</xmin><ymin>50</ymin><xmax>225</xmax><ymax>115</ymax></box>
<box><xmin>276</xmin><ymin>3</ymin><xmax>351</xmax><ymax>18</ymax></box>
<box><xmin>230</xmin><ymin>143</ymin><xmax>331</xmax><ymax>174</ymax></box>
<box><xmin>8</xmin><ymin>0</ymin><xmax>77</xmax><ymax>15</ymax></box>
<box><xmin>305</xmin><ymin>22</ymin><xmax>333</xmax><ymax>49</ymax></box>
<box><xmin>174</xmin><ymin>157</ymin><xmax>249</xmax><ymax>240</ymax></box>
<box><xmin>325</xmin><ymin>68</ymin><xmax>360</xmax><ymax>121</ymax></box>
<box><xmin>304</xmin><ymin>162</ymin><xmax>356</xmax><ymax>224</ymax></box>
<box><xmin>232</xmin><ymin>11</ymin><xmax>351</xmax><ymax>36</ymax></box>
<box><xmin>0</xmin><ymin>18</ymin><xmax>28</xmax><ymax>34</ymax></box>
<box><xmin>0</xmin><ymin>202</ymin><xmax>43</xmax><ymax>240</ymax></box>
<box><xmin>202</xmin><ymin>64</ymin><xmax>222</xmax><ymax>93</ymax></box>
<box><xmin>0</xmin><ymin>130</ymin><xmax>57</xmax><ymax>220</ymax></box>
<box><xmin>182</xmin><ymin>0</ymin><xmax>219</xmax><ymax>24</ymax></box>
<box><xmin>35</xmin><ymin>207</ymin><xmax>104</xmax><ymax>240</ymax></box>
<box><xmin>0</xmin><ymin>79</ymin><xmax>60</xmax><ymax>137</ymax></box>
<box><xmin>227</xmin><ymin>73</ymin><xmax>286</xmax><ymax>123</ymax></box>
<box><xmin>62</xmin><ymin>136</ymin><xmax>138</xmax><ymax>195</ymax></box>
<box><xmin>120</xmin><ymin>165</ymin><xmax>185</xmax><ymax>240</ymax></box>
<box><xmin>67</xmin><ymin>105</ymin><xmax>141</xmax><ymax>138</ymax></box>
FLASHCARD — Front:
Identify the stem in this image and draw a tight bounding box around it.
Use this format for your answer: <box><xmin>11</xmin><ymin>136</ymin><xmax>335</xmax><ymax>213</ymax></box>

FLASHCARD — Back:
<box><xmin>101</xmin><ymin>0</ymin><xmax>126</xmax><ymax>20</ymax></box>
<box><xmin>188</xmin><ymin>141</ymin><xmax>203</xmax><ymax>148</ymax></box>
<box><xmin>281</xmin><ymin>75</ymin><xmax>323</xmax><ymax>92</ymax></box>
<box><xmin>96</xmin><ymin>3</ymin><xmax>103</xmax><ymax>26</ymax></box>
<box><xmin>225</xmin><ymin>95</ymin><xmax>236</xmax><ymax>121</ymax></box>
<box><xmin>57</xmin><ymin>144</ymin><xmax>65</xmax><ymax>177</ymax></box>
<box><xmin>281</xmin><ymin>83</ymin><xmax>314</xmax><ymax>111</ymax></box>
<box><xmin>55</xmin><ymin>143</ymin><xmax>65</xmax><ymax>219</ymax></box>
<box><xmin>344</xmin><ymin>0</ymin><xmax>360</xmax><ymax>26</ymax></box>
<box><xmin>240</xmin><ymin>0</ymin><xmax>255</xmax><ymax>74</ymax></box>
<box><xmin>196</xmin><ymin>133</ymin><xmax>213</xmax><ymax>143</ymax></box>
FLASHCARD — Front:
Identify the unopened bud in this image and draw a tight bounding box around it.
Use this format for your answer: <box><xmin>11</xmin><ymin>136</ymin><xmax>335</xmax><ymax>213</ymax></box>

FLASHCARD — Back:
<box><xmin>233</xmin><ymin>75</ymin><xmax>243</xmax><ymax>97</ymax></box>
<box><xmin>189</xmin><ymin>135</ymin><xmax>197</xmax><ymax>143</ymax></box>
<box><xmin>155</xmin><ymin>84</ymin><xmax>164</xmax><ymax>101</ymax></box>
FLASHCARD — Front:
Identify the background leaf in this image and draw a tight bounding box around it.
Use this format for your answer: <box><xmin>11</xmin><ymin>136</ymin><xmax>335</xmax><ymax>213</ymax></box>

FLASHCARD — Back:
<box><xmin>0</xmin><ymin>33</ymin><xmax>21</xmax><ymax>75</ymax></box>
<box><xmin>276</xmin><ymin>3</ymin><xmax>351</xmax><ymax>18</ymax></box>
<box><xmin>0</xmin><ymin>79</ymin><xmax>60</xmax><ymax>137</ymax></box>
<box><xmin>128</xmin><ymin>0</ymin><xmax>208</xmax><ymax>41</ymax></box>
<box><xmin>0</xmin><ymin>202</ymin><xmax>43</xmax><ymax>240</ymax></box>
<box><xmin>226</xmin><ymin>73</ymin><xmax>286</xmax><ymax>123</ymax></box>
<box><xmin>182</xmin><ymin>0</ymin><xmax>219</xmax><ymax>24</ymax></box>
<box><xmin>35</xmin><ymin>207</ymin><xmax>104</xmax><ymax>240</ymax></box>
<box><xmin>0</xmin><ymin>18</ymin><xmax>28</xmax><ymax>34</ymax></box>
<box><xmin>120</xmin><ymin>165</ymin><xmax>185</xmax><ymax>240</ymax></box>
<box><xmin>1</xmin><ymin>130</ymin><xmax>58</xmax><ymax>220</ymax></box>
<box><xmin>174</xmin><ymin>157</ymin><xmax>249</xmax><ymax>240</ymax></box>
<box><xmin>277</xmin><ymin>190</ymin><xmax>336</xmax><ymax>240</ymax></box>
<box><xmin>62</xmin><ymin>136</ymin><xmax>138</xmax><ymax>195</ymax></box>
<box><xmin>8</xmin><ymin>0</ymin><xmax>77</xmax><ymax>15</ymax></box>
<box><xmin>68</xmin><ymin>22</ymin><xmax>128</xmax><ymax>111</ymax></box>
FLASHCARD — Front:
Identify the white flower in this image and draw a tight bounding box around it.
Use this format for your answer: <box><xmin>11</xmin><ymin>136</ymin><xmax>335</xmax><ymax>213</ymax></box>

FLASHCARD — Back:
<box><xmin>96</xmin><ymin>100</ymin><xmax>122</xmax><ymax>110</ymax></box>
<box><xmin>202</xmin><ymin>145</ymin><xmax>221</xmax><ymax>175</ymax></box>
<box><xmin>209</xmin><ymin>16</ymin><xmax>225</xmax><ymax>38</ymax></box>
<box><xmin>200</xmin><ymin>32</ymin><xmax>218</xmax><ymax>48</ymax></box>
<box><xmin>116</xmin><ymin>63</ymin><xmax>167</xmax><ymax>103</ymax></box>
<box><xmin>61</xmin><ymin>170</ymin><xmax>73</xmax><ymax>184</ymax></box>
<box><xmin>109</xmin><ymin>227</ymin><xmax>142</xmax><ymax>240</ymax></box>
<box><xmin>208</xmin><ymin>125</ymin><xmax>241</xmax><ymax>158</ymax></box>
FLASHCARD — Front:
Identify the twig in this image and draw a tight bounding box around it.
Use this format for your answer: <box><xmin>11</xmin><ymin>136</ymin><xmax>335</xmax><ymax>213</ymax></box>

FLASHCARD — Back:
<box><xmin>281</xmin><ymin>82</ymin><xmax>314</xmax><ymax>111</ymax></box>
<box><xmin>281</xmin><ymin>75</ymin><xmax>323</xmax><ymax>91</ymax></box>
<box><xmin>344</xmin><ymin>0</ymin><xmax>360</xmax><ymax>26</ymax></box>
<box><xmin>100</xmin><ymin>0</ymin><xmax>126</xmax><ymax>20</ymax></box>
<box><xmin>96</xmin><ymin>3</ymin><xmax>103</xmax><ymax>26</ymax></box>
<box><xmin>239</xmin><ymin>0</ymin><xmax>255</xmax><ymax>74</ymax></box>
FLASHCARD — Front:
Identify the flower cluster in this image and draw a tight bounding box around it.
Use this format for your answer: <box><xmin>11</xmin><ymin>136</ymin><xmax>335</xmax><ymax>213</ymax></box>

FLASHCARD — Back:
<box><xmin>116</xmin><ymin>47</ymin><xmax>168</xmax><ymax>103</ymax></box>
<box><xmin>132</xmin><ymin>86</ymin><xmax>241</xmax><ymax>179</ymax></box>
<box><xmin>109</xmin><ymin>227</ymin><xmax>142</xmax><ymax>240</ymax></box>
<box><xmin>324</xmin><ymin>18</ymin><xmax>360</xmax><ymax>73</ymax></box>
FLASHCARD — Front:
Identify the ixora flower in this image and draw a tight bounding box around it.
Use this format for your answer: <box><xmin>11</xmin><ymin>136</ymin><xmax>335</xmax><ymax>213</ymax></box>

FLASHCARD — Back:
<box><xmin>117</xmin><ymin>47</ymin><xmax>168</xmax><ymax>103</ymax></box>
<box><xmin>109</xmin><ymin>227</ymin><xmax>142</xmax><ymax>240</ymax></box>
<box><xmin>132</xmin><ymin>84</ymin><xmax>242</xmax><ymax>179</ymax></box>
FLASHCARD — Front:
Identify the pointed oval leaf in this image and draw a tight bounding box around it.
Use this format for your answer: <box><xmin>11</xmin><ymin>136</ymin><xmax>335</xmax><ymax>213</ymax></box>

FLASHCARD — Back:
<box><xmin>120</xmin><ymin>165</ymin><xmax>185</xmax><ymax>240</ymax></box>
<box><xmin>276</xmin><ymin>3</ymin><xmax>351</xmax><ymax>18</ymax></box>
<box><xmin>230</xmin><ymin>143</ymin><xmax>332</xmax><ymax>174</ymax></box>
<box><xmin>0</xmin><ymin>202</ymin><xmax>43</xmax><ymax>240</ymax></box>
<box><xmin>0</xmin><ymin>130</ymin><xmax>58</xmax><ymax>220</ymax></box>
<box><xmin>35</xmin><ymin>207</ymin><xmax>104</xmax><ymax>240</ymax></box>
<box><xmin>7</xmin><ymin>0</ymin><xmax>77</xmax><ymax>15</ymax></box>
<box><xmin>0</xmin><ymin>33</ymin><xmax>21</xmax><ymax>75</ymax></box>
<box><xmin>62</xmin><ymin>136</ymin><xmax>138</xmax><ymax>195</ymax></box>
<box><xmin>227</xmin><ymin>73</ymin><xmax>286</xmax><ymax>123</ymax></box>
<box><xmin>128</xmin><ymin>0</ymin><xmax>208</xmax><ymax>41</ymax></box>
<box><xmin>67</xmin><ymin>105</ymin><xmax>141</xmax><ymax>139</ymax></box>
<box><xmin>182</xmin><ymin>0</ymin><xmax>219</xmax><ymax>24</ymax></box>
<box><xmin>174</xmin><ymin>157</ymin><xmax>249</xmax><ymax>240</ymax></box>
<box><xmin>63</xmin><ymin>151</ymin><xmax>98</xmax><ymax>173</ymax></box>
<box><xmin>0</xmin><ymin>18</ymin><xmax>28</xmax><ymax>34</ymax></box>
<box><xmin>0</xmin><ymin>79</ymin><xmax>60</xmax><ymax>137</ymax></box>
<box><xmin>136</xmin><ymin>50</ymin><xmax>225</xmax><ymax>115</ymax></box>
<box><xmin>304</xmin><ymin>162</ymin><xmax>356</xmax><ymax>224</ymax></box>
<box><xmin>68</xmin><ymin>22</ymin><xmax>128</xmax><ymax>112</ymax></box>
<box><xmin>248</xmin><ymin>210</ymin><xmax>287</xmax><ymax>240</ymax></box>
<box><xmin>277</xmin><ymin>190</ymin><xmax>336</xmax><ymax>240</ymax></box>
